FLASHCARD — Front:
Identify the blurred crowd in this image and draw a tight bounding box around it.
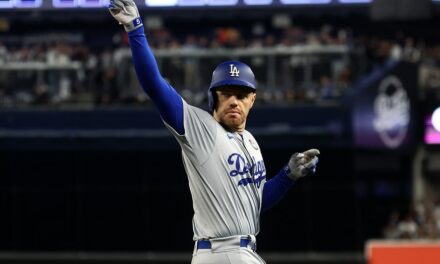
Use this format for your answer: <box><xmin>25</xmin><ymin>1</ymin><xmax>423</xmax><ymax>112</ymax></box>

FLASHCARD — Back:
<box><xmin>383</xmin><ymin>199</ymin><xmax>440</xmax><ymax>239</ymax></box>
<box><xmin>0</xmin><ymin>21</ymin><xmax>434</xmax><ymax>108</ymax></box>
<box><xmin>145</xmin><ymin>24</ymin><xmax>350</xmax><ymax>49</ymax></box>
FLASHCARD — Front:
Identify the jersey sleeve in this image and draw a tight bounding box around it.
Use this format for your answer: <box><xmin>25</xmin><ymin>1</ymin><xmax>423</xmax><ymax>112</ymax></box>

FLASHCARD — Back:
<box><xmin>261</xmin><ymin>166</ymin><xmax>295</xmax><ymax>213</ymax></box>
<box><xmin>164</xmin><ymin>101</ymin><xmax>218</xmax><ymax>165</ymax></box>
<box><xmin>128</xmin><ymin>26</ymin><xmax>184</xmax><ymax>135</ymax></box>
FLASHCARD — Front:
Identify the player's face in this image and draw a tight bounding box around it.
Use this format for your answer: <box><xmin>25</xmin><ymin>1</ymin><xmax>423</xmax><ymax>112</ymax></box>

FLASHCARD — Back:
<box><xmin>213</xmin><ymin>87</ymin><xmax>256</xmax><ymax>132</ymax></box>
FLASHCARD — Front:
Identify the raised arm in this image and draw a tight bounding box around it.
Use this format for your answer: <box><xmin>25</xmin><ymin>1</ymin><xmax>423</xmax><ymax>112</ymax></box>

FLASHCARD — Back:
<box><xmin>109</xmin><ymin>0</ymin><xmax>184</xmax><ymax>135</ymax></box>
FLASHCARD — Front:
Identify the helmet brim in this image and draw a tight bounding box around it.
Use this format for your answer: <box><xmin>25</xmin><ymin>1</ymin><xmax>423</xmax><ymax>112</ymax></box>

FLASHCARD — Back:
<box><xmin>209</xmin><ymin>79</ymin><xmax>256</xmax><ymax>91</ymax></box>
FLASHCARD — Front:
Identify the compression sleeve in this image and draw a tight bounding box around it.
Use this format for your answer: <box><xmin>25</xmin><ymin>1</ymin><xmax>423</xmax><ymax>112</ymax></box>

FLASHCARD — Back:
<box><xmin>128</xmin><ymin>26</ymin><xmax>184</xmax><ymax>135</ymax></box>
<box><xmin>261</xmin><ymin>166</ymin><xmax>295</xmax><ymax>213</ymax></box>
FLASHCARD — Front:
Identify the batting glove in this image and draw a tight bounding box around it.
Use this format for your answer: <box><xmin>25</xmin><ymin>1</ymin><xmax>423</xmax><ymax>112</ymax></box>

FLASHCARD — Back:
<box><xmin>287</xmin><ymin>149</ymin><xmax>320</xmax><ymax>180</ymax></box>
<box><xmin>109</xmin><ymin>0</ymin><xmax>143</xmax><ymax>32</ymax></box>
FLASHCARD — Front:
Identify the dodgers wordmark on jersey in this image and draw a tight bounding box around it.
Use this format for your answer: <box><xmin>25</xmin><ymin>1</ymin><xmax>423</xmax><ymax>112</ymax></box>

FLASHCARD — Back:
<box><xmin>165</xmin><ymin>101</ymin><xmax>267</xmax><ymax>240</ymax></box>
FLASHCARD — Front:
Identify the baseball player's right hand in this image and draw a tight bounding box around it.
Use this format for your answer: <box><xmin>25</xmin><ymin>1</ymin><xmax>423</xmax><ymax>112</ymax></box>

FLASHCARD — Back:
<box><xmin>287</xmin><ymin>149</ymin><xmax>320</xmax><ymax>180</ymax></box>
<box><xmin>109</xmin><ymin>0</ymin><xmax>143</xmax><ymax>32</ymax></box>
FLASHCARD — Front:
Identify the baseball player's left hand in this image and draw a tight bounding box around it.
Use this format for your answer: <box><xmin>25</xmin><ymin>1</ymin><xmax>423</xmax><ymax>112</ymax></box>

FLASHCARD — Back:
<box><xmin>109</xmin><ymin>0</ymin><xmax>143</xmax><ymax>32</ymax></box>
<box><xmin>287</xmin><ymin>149</ymin><xmax>320</xmax><ymax>180</ymax></box>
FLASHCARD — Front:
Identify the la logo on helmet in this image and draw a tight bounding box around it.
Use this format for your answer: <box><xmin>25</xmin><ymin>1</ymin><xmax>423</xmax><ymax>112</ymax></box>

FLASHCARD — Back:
<box><xmin>229</xmin><ymin>64</ymin><xmax>240</xmax><ymax>77</ymax></box>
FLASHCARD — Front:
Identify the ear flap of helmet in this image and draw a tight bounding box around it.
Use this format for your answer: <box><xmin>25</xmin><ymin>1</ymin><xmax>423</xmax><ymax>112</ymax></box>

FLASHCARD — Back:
<box><xmin>208</xmin><ymin>89</ymin><xmax>218</xmax><ymax>113</ymax></box>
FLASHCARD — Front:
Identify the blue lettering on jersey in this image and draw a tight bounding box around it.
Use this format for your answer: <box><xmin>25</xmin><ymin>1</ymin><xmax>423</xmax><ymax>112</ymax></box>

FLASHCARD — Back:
<box><xmin>227</xmin><ymin>153</ymin><xmax>266</xmax><ymax>188</ymax></box>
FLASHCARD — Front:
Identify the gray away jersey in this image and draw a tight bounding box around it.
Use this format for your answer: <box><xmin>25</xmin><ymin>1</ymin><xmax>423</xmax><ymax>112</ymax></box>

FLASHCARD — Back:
<box><xmin>164</xmin><ymin>100</ymin><xmax>267</xmax><ymax>240</ymax></box>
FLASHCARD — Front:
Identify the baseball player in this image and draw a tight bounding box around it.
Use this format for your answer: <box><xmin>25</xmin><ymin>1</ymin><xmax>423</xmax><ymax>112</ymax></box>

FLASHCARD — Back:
<box><xmin>109</xmin><ymin>1</ymin><xmax>320</xmax><ymax>263</ymax></box>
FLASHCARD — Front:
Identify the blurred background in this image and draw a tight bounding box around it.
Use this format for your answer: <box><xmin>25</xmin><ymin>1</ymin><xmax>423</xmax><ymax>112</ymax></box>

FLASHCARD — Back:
<box><xmin>1</xmin><ymin>0</ymin><xmax>440</xmax><ymax>263</ymax></box>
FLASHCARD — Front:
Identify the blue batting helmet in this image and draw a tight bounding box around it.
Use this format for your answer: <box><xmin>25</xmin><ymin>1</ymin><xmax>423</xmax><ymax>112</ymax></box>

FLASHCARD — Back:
<box><xmin>208</xmin><ymin>61</ymin><xmax>257</xmax><ymax>111</ymax></box>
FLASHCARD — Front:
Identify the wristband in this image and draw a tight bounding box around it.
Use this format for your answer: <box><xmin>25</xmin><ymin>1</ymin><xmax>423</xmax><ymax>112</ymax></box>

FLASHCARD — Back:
<box><xmin>124</xmin><ymin>17</ymin><xmax>143</xmax><ymax>32</ymax></box>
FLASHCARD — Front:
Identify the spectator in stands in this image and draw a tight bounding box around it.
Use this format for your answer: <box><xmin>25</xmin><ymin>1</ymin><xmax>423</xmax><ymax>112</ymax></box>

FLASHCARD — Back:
<box><xmin>0</xmin><ymin>42</ymin><xmax>7</xmax><ymax>64</ymax></box>
<box><xmin>398</xmin><ymin>214</ymin><xmax>418</xmax><ymax>239</ymax></box>
<box><xmin>336</xmin><ymin>68</ymin><xmax>351</xmax><ymax>98</ymax></box>
<box><xmin>318</xmin><ymin>75</ymin><xmax>337</xmax><ymax>101</ymax></box>
<box><xmin>402</xmin><ymin>37</ymin><xmax>421</xmax><ymax>63</ymax></box>
<box><xmin>45</xmin><ymin>42</ymin><xmax>74</xmax><ymax>103</ymax></box>
<box><xmin>383</xmin><ymin>210</ymin><xmax>401</xmax><ymax>239</ymax></box>
<box><xmin>95</xmin><ymin>47</ymin><xmax>117</xmax><ymax>105</ymax></box>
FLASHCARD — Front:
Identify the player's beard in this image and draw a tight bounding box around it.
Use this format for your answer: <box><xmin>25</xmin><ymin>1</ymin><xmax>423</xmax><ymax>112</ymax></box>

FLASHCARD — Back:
<box><xmin>219</xmin><ymin>110</ymin><xmax>247</xmax><ymax>132</ymax></box>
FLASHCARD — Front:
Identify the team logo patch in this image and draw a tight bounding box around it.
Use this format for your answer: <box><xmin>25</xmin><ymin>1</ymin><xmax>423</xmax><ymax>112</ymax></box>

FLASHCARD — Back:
<box><xmin>229</xmin><ymin>64</ymin><xmax>240</xmax><ymax>77</ymax></box>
